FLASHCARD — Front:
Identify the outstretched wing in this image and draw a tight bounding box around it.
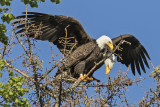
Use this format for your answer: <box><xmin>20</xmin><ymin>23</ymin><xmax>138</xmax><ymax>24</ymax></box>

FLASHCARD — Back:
<box><xmin>13</xmin><ymin>12</ymin><xmax>92</xmax><ymax>55</ymax></box>
<box><xmin>112</xmin><ymin>34</ymin><xmax>151</xmax><ymax>75</ymax></box>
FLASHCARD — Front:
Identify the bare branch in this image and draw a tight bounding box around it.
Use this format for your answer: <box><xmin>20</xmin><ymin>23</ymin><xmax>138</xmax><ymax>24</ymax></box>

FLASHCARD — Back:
<box><xmin>5</xmin><ymin>62</ymin><xmax>35</xmax><ymax>82</ymax></box>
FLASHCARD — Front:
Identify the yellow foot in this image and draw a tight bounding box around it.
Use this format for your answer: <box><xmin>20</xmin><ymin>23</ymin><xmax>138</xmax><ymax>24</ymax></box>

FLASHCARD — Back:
<box><xmin>87</xmin><ymin>77</ymin><xmax>94</xmax><ymax>81</ymax></box>
<box><xmin>79</xmin><ymin>74</ymin><xmax>88</xmax><ymax>81</ymax></box>
<box><xmin>78</xmin><ymin>74</ymin><xmax>94</xmax><ymax>81</ymax></box>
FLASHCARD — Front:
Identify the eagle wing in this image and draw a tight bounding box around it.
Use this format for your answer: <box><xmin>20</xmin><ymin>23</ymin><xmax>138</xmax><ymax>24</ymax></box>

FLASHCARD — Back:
<box><xmin>112</xmin><ymin>34</ymin><xmax>151</xmax><ymax>75</ymax></box>
<box><xmin>13</xmin><ymin>12</ymin><xmax>92</xmax><ymax>55</ymax></box>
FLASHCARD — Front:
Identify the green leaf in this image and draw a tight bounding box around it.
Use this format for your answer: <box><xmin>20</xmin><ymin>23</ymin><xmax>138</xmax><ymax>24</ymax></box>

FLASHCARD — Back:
<box><xmin>8</xmin><ymin>80</ymin><xmax>13</xmax><ymax>85</ymax></box>
<box><xmin>9</xmin><ymin>70</ymin><xmax>14</xmax><ymax>76</ymax></box>
<box><xmin>15</xmin><ymin>73</ymin><xmax>18</xmax><ymax>76</ymax></box>
<box><xmin>56</xmin><ymin>0</ymin><xmax>61</xmax><ymax>4</ymax></box>
<box><xmin>1</xmin><ymin>13</ymin><xmax>16</xmax><ymax>24</ymax></box>
<box><xmin>0</xmin><ymin>59</ymin><xmax>7</xmax><ymax>70</ymax></box>
<box><xmin>15</xmin><ymin>99</ymin><xmax>19</xmax><ymax>103</ymax></box>
<box><xmin>9</xmin><ymin>92</ymin><xmax>13</xmax><ymax>96</ymax></box>
<box><xmin>23</xmin><ymin>98</ymin><xmax>27</xmax><ymax>101</ymax></box>
<box><xmin>5</xmin><ymin>94</ymin><xmax>9</xmax><ymax>98</ymax></box>
<box><xmin>51</xmin><ymin>0</ymin><xmax>56</xmax><ymax>2</ymax></box>
<box><xmin>0</xmin><ymin>70</ymin><xmax>30</xmax><ymax>106</ymax></box>
<box><xmin>24</xmin><ymin>88</ymin><xmax>29</xmax><ymax>92</ymax></box>
<box><xmin>20</xmin><ymin>0</ymin><xmax>61</xmax><ymax>8</ymax></box>
<box><xmin>0</xmin><ymin>83</ymin><xmax>3</xmax><ymax>87</ymax></box>
<box><xmin>0</xmin><ymin>72</ymin><xmax>2</xmax><ymax>77</ymax></box>
<box><xmin>41</xmin><ymin>0</ymin><xmax>45</xmax><ymax>2</ymax></box>
<box><xmin>0</xmin><ymin>24</ymin><xmax>8</xmax><ymax>45</ymax></box>
<box><xmin>1</xmin><ymin>104</ymin><xmax>10</xmax><ymax>107</ymax></box>
<box><xmin>0</xmin><ymin>8</ymin><xmax>3</xmax><ymax>12</ymax></box>
<box><xmin>13</xmin><ymin>84</ymin><xmax>17</xmax><ymax>87</ymax></box>
<box><xmin>17</xmin><ymin>82</ymin><xmax>22</xmax><ymax>86</ymax></box>
<box><xmin>0</xmin><ymin>0</ymin><xmax>12</xmax><ymax>6</ymax></box>
<box><xmin>0</xmin><ymin>8</ymin><xmax>9</xmax><ymax>13</ymax></box>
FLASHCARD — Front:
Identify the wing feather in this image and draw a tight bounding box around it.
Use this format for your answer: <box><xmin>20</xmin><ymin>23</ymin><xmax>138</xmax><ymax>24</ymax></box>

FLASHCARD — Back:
<box><xmin>138</xmin><ymin>55</ymin><xmax>146</xmax><ymax>73</ymax></box>
<box><xmin>141</xmin><ymin>51</ymin><xmax>149</xmax><ymax>68</ymax></box>
<box><xmin>13</xmin><ymin>12</ymin><xmax>92</xmax><ymax>55</ymax></box>
<box><xmin>135</xmin><ymin>58</ymin><xmax>141</xmax><ymax>75</ymax></box>
<box><xmin>131</xmin><ymin>60</ymin><xmax>135</xmax><ymax>75</ymax></box>
<box><xmin>142</xmin><ymin>46</ymin><xmax>151</xmax><ymax>60</ymax></box>
<box><xmin>112</xmin><ymin>34</ymin><xmax>150</xmax><ymax>75</ymax></box>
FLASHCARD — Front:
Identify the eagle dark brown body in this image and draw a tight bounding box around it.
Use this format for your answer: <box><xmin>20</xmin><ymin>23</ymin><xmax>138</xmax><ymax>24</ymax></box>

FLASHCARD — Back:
<box><xmin>62</xmin><ymin>41</ymin><xmax>104</xmax><ymax>78</ymax></box>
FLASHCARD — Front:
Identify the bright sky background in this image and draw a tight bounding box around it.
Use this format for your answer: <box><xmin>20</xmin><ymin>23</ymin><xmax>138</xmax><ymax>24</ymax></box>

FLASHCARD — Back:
<box><xmin>3</xmin><ymin>0</ymin><xmax>160</xmax><ymax>105</ymax></box>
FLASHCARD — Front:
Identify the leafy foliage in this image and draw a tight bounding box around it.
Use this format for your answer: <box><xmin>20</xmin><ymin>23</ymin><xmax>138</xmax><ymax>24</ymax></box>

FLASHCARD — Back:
<box><xmin>0</xmin><ymin>61</ymin><xmax>30</xmax><ymax>106</ymax></box>
<box><xmin>0</xmin><ymin>0</ymin><xmax>61</xmax><ymax>45</ymax></box>
<box><xmin>1</xmin><ymin>13</ymin><xmax>16</xmax><ymax>24</ymax></box>
<box><xmin>0</xmin><ymin>59</ymin><xmax>6</xmax><ymax>71</ymax></box>
<box><xmin>0</xmin><ymin>0</ymin><xmax>13</xmax><ymax>45</ymax></box>
<box><xmin>0</xmin><ymin>8</ymin><xmax>9</xmax><ymax>13</ymax></box>
<box><xmin>0</xmin><ymin>0</ymin><xmax>13</xmax><ymax>6</ymax></box>
<box><xmin>0</xmin><ymin>24</ymin><xmax>8</xmax><ymax>45</ymax></box>
<box><xmin>21</xmin><ymin>0</ymin><xmax>61</xmax><ymax>7</ymax></box>
<box><xmin>0</xmin><ymin>11</ymin><xmax>16</xmax><ymax>45</ymax></box>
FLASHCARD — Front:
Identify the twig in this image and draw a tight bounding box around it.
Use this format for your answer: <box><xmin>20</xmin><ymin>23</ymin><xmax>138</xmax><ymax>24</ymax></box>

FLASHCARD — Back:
<box><xmin>63</xmin><ymin>26</ymin><xmax>68</xmax><ymax>56</ymax></box>
<box><xmin>123</xmin><ymin>65</ymin><xmax>130</xmax><ymax>79</ymax></box>
<box><xmin>58</xmin><ymin>77</ymin><xmax>62</xmax><ymax>107</ymax></box>
<box><xmin>50</xmin><ymin>42</ymin><xmax>55</xmax><ymax>62</ymax></box>
<box><xmin>150</xmin><ymin>61</ymin><xmax>155</xmax><ymax>69</ymax></box>
<box><xmin>78</xmin><ymin>77</ymin><xmax>144</xmax><ymax>87</ymax></box>
<box><xmin>38</xmin><ymin>60</ymin><xmax>63</xmax><ymax>83</ymax></box>
<box><xmin>5</xmin><ymin>62</ymin><xmax>35</xmax><ymax>82</ymax></box>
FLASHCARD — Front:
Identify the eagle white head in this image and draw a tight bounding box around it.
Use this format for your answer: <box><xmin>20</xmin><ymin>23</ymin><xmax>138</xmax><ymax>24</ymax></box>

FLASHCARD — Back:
<box><xmin>96</xmin><ymin>35</ymin><xmax>113</xmax><ymax>50</ymax></box>
<box><xmin>96</xmin><ymin>35</ymin><xmax>115</xmax><ymax>74</ymax></box>
<box><xmin>104</xmin><ymin>54</ymin><xmax>115</xmax><ymax>74</ymax></box>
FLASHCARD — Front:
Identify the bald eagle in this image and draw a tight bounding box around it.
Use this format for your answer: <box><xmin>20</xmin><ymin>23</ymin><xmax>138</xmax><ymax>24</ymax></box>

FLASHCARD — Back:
<box><xmin>13</xmin><ymin>12</ymin><xmax>150</xmax><ymax>81</ymax></box>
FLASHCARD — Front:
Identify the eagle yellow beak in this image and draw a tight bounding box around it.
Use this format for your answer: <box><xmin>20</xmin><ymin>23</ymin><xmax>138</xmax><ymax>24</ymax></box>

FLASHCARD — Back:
<box><xmin>105</xmin><ymin>65</ymin><xmax>110</xmax><ymax>74</ymax></box>
<box><xmin>107</xmin><ymin>42</ymin><xmax>113</xmax><ymax>50</ymax></box>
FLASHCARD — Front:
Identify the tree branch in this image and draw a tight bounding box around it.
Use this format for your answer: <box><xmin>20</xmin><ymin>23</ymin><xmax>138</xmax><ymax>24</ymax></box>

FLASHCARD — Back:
<box><xmin>5</xmin><ymin>62</ymin><xmax>35</xmax><ymax>82</ymax></box>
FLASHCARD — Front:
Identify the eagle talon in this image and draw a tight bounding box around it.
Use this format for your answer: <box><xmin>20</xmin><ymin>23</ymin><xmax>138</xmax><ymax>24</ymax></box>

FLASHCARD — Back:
<box><xmin>78</xmin><ymin>74</ymin><xmax>94</xmax><ymax>82</ymax></box>
<box><xmin>79</xmin><ymin>74</ymin><xmax>88</xmax><ymax>81</ymax></box>
<box><xmin>87</xmin><ymin>77</ymin><xmax>94</xmax><ymax>81</ymax></box>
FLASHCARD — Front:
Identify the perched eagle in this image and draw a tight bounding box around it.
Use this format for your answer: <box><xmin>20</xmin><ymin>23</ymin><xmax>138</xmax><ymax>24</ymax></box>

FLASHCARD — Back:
<box><xmin>13</xmin><ymin>12</ymin><xmax>150</xmax><ymax>81</ymax></box>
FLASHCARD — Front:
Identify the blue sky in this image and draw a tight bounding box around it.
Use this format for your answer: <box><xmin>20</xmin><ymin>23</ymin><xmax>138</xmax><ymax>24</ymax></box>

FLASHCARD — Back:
<box><xmin>3</xmin><ymin>0</ymin><xmax>160</xmax><ymax>105</ymax></box>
